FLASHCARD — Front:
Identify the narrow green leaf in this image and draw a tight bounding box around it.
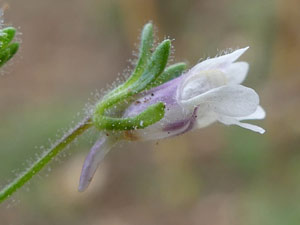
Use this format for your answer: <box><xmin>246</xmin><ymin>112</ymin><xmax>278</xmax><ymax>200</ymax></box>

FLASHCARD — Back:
<box><xmin>6</xmin><ymin>42</ymin><xmax>19</xmax><ymax>60</ymax></box>
<box><xmin>111</xmin><ymin>23</ymin><xmax>153</xmax><ymax>95</ymax></box>
<box><xmin>126</xmin><ymin>23</ymin><xmax>153</xmax><ymax>84</ymax></box>
<box><xmin>0</xmin><ymin>43</ymin><xmax>19</xmax><ymax>67</ymax></box>
<box><xmin>147</xmin><ymin>62</ymin><xmax>187</xmax><ymax>89</ymax></box>
<box><xmin>0</xmin><ymin>48</ymin><xmax>10</xmax><ymax>67</ymax></box>
<box><xmin>0</xmin><ymin>27</ymin><xmax>16</xmax><ymax>49</ymax></box>
<box><xmin>131</xmin><ymin>39</ymin><xmax>171</xmax><ymax>93</ymax></box>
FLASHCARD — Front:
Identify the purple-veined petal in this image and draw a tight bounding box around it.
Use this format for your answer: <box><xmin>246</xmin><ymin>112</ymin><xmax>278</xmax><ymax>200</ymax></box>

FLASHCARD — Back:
<box><xmin>78</xmin><ymin>135</ymin><xmax>117</xmax><ymax>192</ymax></box>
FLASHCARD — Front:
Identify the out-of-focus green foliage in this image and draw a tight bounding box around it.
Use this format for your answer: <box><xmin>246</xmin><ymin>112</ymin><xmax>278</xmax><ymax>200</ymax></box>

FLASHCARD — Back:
<box><xmin>0</xmin><ymin>27</ymin><xmax>19</xmax><ymax>67</ymax></box>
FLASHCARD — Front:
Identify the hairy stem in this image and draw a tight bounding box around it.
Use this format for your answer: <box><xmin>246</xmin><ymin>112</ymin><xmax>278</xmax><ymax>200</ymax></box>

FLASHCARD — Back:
<box><xmin>0</xmin><ymin>117</ymin><xmax>93</xmax><ymax>203</ymax></box>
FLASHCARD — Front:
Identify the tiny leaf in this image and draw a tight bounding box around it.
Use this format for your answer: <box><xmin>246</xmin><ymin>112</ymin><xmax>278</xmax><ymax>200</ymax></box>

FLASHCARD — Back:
<box><xmin>131</xmin><ymin>39</ymin><xmax>171</xmax><ymax>93</ymax></box>
<box><xmin>111</xmin><ymin>22</ymin><xmax>153</xmax><ymax>95</ymax></box>
<box><xmin>0</xmin><ymin>27</ymin><xmax>16</xmax><ymax>49</ymax></box>
<box><xmin>147</xmin><ymin>62</ymin><xmax>187</xmax><ymax>89</ymax></box>
<box><xmin>0</xmin><ymin>42</ymin><xmax>19</xmax><ymax>67</ymax></box>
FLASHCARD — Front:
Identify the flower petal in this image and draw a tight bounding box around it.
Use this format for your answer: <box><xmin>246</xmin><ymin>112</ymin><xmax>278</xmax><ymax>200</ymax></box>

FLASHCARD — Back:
<box><xmin>179</xmin><ymin>70</ymin><xmax>227</xmax><ymax>100</ymax></box>
<box><xmin>195</xmin><ymin>105</ymin><xmax>218</xmax><ymax>128</ymax></box>
<box><xmin>78</xmin><ymin>135</ymin><xmax>117</xmax><ymax>192</ymax></box>
<box><xmin>191</xmin><ymin>47</ymin><xmax>249</xmax><ymax>72</ymax></box>
<box><xmin>222</xmin><ymin>62</ymin><xmax>249</xmax><ymax>84</ymax></box>
<box><xmin>236</xmin><ymin>105</ymin><xmax>266</xmax><ymax>120</ymax></box>
<box><xmin>218</xmin><ymin>116</ymin><xmax>265</xmax><ymax>134</ymax></box>
<box><xmin>180</xmin><ymin>85</ymin><xmax>259</xmax><ymax>117</ymax></box>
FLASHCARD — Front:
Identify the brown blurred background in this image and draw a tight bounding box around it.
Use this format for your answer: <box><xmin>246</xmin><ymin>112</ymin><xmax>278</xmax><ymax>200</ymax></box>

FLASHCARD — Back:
<box><xmin>1</xmin><ymin>0</ymin><xmax>300</xmax><ymax>224</ymax></box>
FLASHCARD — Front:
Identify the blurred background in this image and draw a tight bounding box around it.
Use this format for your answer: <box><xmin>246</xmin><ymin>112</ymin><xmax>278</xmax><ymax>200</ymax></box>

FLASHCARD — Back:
<box><xmin>0</xmin><ymin>0</ymin><xmax>300</xmax><ymax>224</ymax></box>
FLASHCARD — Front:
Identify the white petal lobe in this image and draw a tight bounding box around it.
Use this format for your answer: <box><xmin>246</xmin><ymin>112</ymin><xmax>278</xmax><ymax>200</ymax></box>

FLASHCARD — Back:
<box><xmin>179</xmin><ymin>70</ymin><xmax>227</xmax><ymax>100</ymax></box>
<box><xmin>223</xmin><ymin>62</ymin><xmax>249</xmax><ymax>84</ymax></box>
<box><xmin>181</xmin><ymin>85</ymin><xmax>259</xmax><ymax>117</ymax></box>
<box><xmin>191</xmin><ymin>47</ymin><xmax>249</xmax><ymax>72</ymax></box>
<box><xmin>237</xmin><ymin>106</ymin><xmax>266</xmax><ymax>120</ymax></box>
<box><xmin>218</xmin><ymin>116</ymin><xmax>265</xmax><ymax>134</ymax></box>
<box><xmin>235</xmin><ymin>122</ymin><xmax>265</xmax><ymax>134</ymax></box>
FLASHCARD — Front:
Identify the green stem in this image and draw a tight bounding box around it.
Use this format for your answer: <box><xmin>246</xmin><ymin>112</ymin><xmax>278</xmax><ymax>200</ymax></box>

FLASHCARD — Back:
<box><xmin>0</xmin><ymin>117</ymin><xmax>93</xmax><ymax>203</ymax></box>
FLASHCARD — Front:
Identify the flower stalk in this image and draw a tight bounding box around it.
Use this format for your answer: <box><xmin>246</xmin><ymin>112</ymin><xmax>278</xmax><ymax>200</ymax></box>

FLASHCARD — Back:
<box><xmin>0</xmin><ymin>117</ymin><xmax>92</xmax><ymax>203</ymax></box>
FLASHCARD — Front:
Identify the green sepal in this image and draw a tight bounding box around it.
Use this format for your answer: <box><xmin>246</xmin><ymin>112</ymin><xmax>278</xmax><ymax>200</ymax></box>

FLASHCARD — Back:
<box><xmin>93</xmin><ymin>27</ymin><xmax>171</xmax><ymax>132</ymax></box>
<box><xmin>147</xmin><ymin>62</ymin><xmax>187</xmax><ymax>89</ymax></box>
<box><xmin>131</xmin><ymin>39</ymin><xmax>171</xmax><ymax>93</ymax></box>
<box><xmin>111</xmin><ymin>23</ymin><xmax>153</xmax><ymax>95</ymax></box>
<box><xmin>5</xmin><ymin>43</ymin><xmax>19</xmax><ymax>61</ymax></box>
<box><xmin>94</xmin><ymin>39</ymin><xmax>170</xmax><ymax>118</ymax></box>
<box><xmin>93</xmin><ymin>102</ymin><xmax>165</xmax><ymax>130</ymax></box>
<box><xmin>0</xmin><ymin>27</ymin><xmax>16</xmax><ymax>49</ymax></box>
<box><xmin>0</xmin><ymin>42</ymin><xmax>19</xmax><ymax>67</ymax></box>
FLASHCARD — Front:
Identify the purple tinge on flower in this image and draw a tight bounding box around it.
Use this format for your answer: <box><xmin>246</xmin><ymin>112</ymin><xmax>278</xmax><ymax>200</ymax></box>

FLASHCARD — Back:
<box><xmin>79</xmin><ymin>47</ymin><xmax>266</xmax><ymax>191</ymax></box>
<box><xmin>78</xmin><ymin>134</ymin><xmax>117</xmax><ymax>192</ymax></box>
<box><xmin>123</xmin><ymin>47</ymin><xmax>265</xmax><ymax>141</ymax></box>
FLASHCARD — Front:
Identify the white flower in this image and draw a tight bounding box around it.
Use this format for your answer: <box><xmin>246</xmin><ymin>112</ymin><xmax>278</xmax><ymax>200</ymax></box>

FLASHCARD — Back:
<box><xmin>178</xmin><ymin>47</ymin><xmax>265</xmax><ymax>133</ymax></box>
<box><xmin>123</xmin><ymin>47</ymin><xmax>265</xmax><ymax>141</ymax></box>
<box><xmin>78</xmin><ymin>47</ymin><xmax>266</xmax><ymax>191</ymax></box>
